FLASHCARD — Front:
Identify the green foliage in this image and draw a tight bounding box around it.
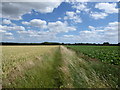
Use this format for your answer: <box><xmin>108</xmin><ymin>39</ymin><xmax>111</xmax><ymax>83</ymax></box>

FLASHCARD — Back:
<box><xmin>67</xmin><ymin>46</ymin><xmax>120</xmax><ymax>65</ymax></box>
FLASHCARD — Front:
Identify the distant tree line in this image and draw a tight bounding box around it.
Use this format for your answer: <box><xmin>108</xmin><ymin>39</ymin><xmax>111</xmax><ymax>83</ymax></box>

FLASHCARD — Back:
<box><xmin>0</xmin><ymin>42</ymin><xmax>120</xmax><ymax>46</ymax></box>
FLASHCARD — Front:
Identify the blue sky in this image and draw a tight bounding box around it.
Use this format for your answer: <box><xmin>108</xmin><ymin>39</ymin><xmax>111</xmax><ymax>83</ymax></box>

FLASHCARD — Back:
<box><xmin>0</xmin><ymin>1</ymin><xmax>119</xmax><ymax>43</ymax></box>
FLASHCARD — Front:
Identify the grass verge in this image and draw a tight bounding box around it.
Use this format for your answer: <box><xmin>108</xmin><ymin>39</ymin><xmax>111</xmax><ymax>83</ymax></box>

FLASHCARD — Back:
<box><xmin>65</xmin><ymin>46</ymin><xmax>119</xmax><ymax>88</ymax></box>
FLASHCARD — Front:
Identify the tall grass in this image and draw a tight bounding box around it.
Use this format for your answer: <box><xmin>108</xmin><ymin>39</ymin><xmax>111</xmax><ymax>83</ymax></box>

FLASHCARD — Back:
<box><xmin>2</xmin><ymin>45</ymin><xmax>119</xmax><ymax>88</ymax></box>
<box><xmin>65</xmin><ymin>46</ymin><xmax>119</xmax><ymax>88</ymax></box>
<box><xmin>2</xmin><ymin>46</ymin><xmax>61</xmax><ymax>88</ymax></box>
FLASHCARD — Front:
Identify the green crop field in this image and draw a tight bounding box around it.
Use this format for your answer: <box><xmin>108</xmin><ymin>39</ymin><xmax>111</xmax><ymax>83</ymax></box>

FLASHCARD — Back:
<box><xmin>66</xmin><ymin>46</ymin><xmax>120</xmax><ymax>65</ymax></box>
<box><xmin>1</xmin><ymin>45</ymin><xmax>120</xmax><ymax>88</ymax></box>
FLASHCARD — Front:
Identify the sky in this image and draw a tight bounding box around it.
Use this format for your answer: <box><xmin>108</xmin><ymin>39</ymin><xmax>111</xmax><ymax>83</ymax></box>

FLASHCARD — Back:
<box><xmin>0</xmin><ymin>0</ymin><xmax>119</xmax><ymax>44</ymax></box>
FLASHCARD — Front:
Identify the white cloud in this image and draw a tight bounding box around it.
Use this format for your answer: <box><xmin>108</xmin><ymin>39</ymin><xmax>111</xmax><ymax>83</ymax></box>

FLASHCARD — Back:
<box><xmin>17</xmin><ymin>30</ymin><xmax>45</xmax><ymax>36</ymax></box>
<box><xmin>66</xmin><ymin>11</ymin><xmax>75</xmax><ymax>17</ymax></box>
<box><xmin>104</xmin><ymin>22</ymin><xmax>118</xmax><ymax>33</ymax></box>
<box><xmin>16</xmin><ymin>29</ymin><xmax>59</xmax><ymax>42</ymax></box>
<box><xmin>84</xmin><ymin>22</ymin><xmax>118</xmax><ymax>35</ymax></box>
<box><xmin>0</xmin><ymin>25</ymin><xmax>14</xmax><ymax>40</ymax></box>
<box><xmin>2</xmin><ymin>0</ymin><xmax>63</xmax><ymax>20</ymax></box>
<box><xmin>4</xmin><ymin>32</ymin><xmax>13</xmax><ymax>36</ymax></box>
<box><xmin>22</xmin><ymin>19</ymin><xmax>47</xmax><ymax>29</ymax></box>
<box><xmin>67</xmin><ymin>2</ymin><xmax>90</xmax><ymax>22</ymax></box>
<box><xmin>79</xmin><ymin>21</ymin><xmax>118</xmax><ymax>43</ymax></box>
<box><xmin>16</xmin><ymin>21</ymin><xmax>76</xmax><ymax>42</ymax></box>
<box><xmin>48</xmin><ymin>21</ymin><xmax>76</xmax><ymax>33</ymax></box>
<box><xmin>90</xmin><ymin>3</ymin><xmax>118</xmax><ymax>20</ymax></box>
<box><xmin>108</xmin><ymin>21</ymin><xmax>118</xmax><ymax>27</ymax></box>
<box><xmin>95</xmin><ymin>3</ymin><xmax>118</xmax><ymax>14</ymax></box>
<box><xmin>88</xmin><ymin>26</ymin><xmax>95</xmax><ymax>31</ymax></box>
<box><xmin>17</xmin><ymin>30</ymin><xmax>29</xmax><ymax>34</ymax></box>
<box><xmin>0</xmin><ymin>25</ymin><xmax>25</xmax><ymax>31</ymax></box>
<box><xmin>22</xmin><ymin>21</ymin><xmax>29</xmax><ymax>25</ymax></box>
<box><xmin>64</xmin><ymin>35</ymin><xmax>74</xmax><ymax>38</ymax></box>
<box><xmin>1</xmin><ymin>20</ymin><xmax>118</xmax><ymax>43</ymax></box>
<box><xmin>58</xmin><ymin>17</ymin><xmax>62</xmax><ymax>20</ymax></box>
<box><xmin>2</xmin><ymin>20</ymin><xmax>76</xmax><ymax>42</ymax></box>
<box><xmin>3</xmin><ymin>36</ymin><xmax>14</xmax><ymax>40</ymax></box>
<box><xmin>0</xmin><ymin>30</ymin><xmax>6</xmax><ymax>33</ymax></box>
<box><xmin>76</xmin><ymin>10</ymin><xmax>81</xmax><ymax>13</ymax></box>
<box><xmin>58</xmin><ymin>21</ymin><xmax>118</xmax><ymax>43</ymax></box>
<box><xmin>90</xmin><ymin>12</ymin><xmax>108</xmax><ymax>20</ymax></box>
<box><xmin>30</xmin><ymin>19</ymin><xmax>47</xmax><ymax>28</ymax></box>
<box><xmin>71</xmin><ymin>2</ymin><xmax>118</xmax><ymax>20</ymax></box>
<box><xmin>12</xmin><ymin>26</ymin><xmax>25</xmax><ymax>31</ymax></box>
<box><xmin>72</xmin><ymin>2</ymin><xmax>90</xmax><ymax>13</ymax></box>
<box><xmin>2</xmin><ymin>19</ymin><xmax>12</xmax><ymax>25</ymax></box>
<box><xmin>65</xmin><ymin>11</ymin><xmax>82</xmax><ymax>23</ymax></box>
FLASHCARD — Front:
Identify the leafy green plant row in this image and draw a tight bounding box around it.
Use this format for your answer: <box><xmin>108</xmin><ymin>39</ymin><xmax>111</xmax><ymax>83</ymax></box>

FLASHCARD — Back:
<box><xmin>66</xmin><ymin>46</ymin><xmax>120</xmax><ymax>65</ymax></box>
